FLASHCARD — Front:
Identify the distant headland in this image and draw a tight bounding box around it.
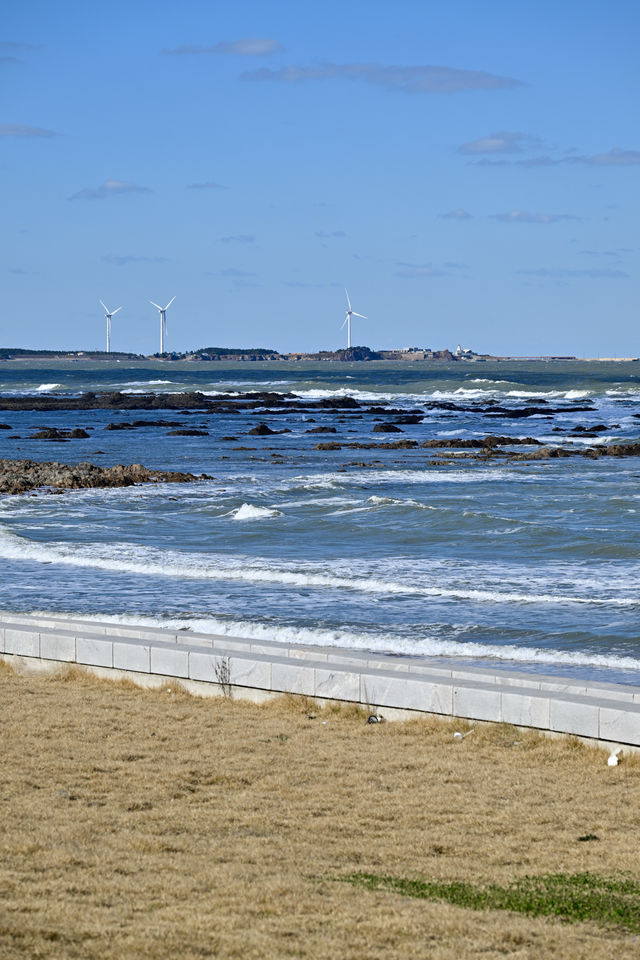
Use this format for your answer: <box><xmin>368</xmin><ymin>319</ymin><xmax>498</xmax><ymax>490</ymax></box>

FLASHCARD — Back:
<box><xmin>0</xmin><ymin>346</ymin><xmax>637</xmax><ymax>363</ymax></box>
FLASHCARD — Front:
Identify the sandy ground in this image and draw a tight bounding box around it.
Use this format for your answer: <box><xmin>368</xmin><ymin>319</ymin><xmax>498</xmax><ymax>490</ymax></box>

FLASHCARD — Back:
<box><xmin>1</xmin><ymin>661</ymin><xmax>639</xmax><ymax>959</ymax></box>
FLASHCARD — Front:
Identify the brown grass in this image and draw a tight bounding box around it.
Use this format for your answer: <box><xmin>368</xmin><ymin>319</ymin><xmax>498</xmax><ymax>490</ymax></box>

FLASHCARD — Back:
<box><xmin>1</xmin><ymin>661</ymin><xmax>639</xmax><ymax>959</ymax></box>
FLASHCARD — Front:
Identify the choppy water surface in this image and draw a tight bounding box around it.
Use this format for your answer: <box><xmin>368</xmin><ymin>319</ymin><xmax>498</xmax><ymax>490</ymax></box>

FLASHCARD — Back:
<box><xmin>1</xmin><ymin>359</ymin><xmax>639</xmax><ymax>684</ymax></box>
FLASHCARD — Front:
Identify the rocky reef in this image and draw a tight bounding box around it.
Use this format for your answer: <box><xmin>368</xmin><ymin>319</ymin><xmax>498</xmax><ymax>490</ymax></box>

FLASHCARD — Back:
<box><xmin>0</xmin><ymin>459</ymin><xmax>208</xmax><ymax>496</ymax></box>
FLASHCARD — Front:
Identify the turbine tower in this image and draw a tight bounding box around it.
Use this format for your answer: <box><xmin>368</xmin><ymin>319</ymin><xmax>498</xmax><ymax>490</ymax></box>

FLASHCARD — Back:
<box><xmin>149</xmin><ymin>297</ymin><xmax>175</xmax><ymax>354</ymax></box>
<box><xmin>341</xmin><ymin>289</ymin><xmax>367</xmax><ymax>349</ymax></box>
<box><xmin>99</xmin><ymin>300</ymin><xmax>121</xmax><ymax>353</ymax></box>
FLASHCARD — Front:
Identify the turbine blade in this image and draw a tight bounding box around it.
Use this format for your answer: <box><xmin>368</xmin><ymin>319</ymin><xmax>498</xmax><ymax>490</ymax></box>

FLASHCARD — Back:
<box><xmin>149</xmin><ymin>300</ymin><xmax>162</xmax><ymax>310</ymax></box>
<box><xmin>111</xmin><ymin>307</ymin><xmax>122</xmax><ymax>316</ymax></box>
<box><xmin>164</xmin><ymin>296</ymin><xmax>176</xmax><ymax>310</ymax></box>
<box><xmin>341</xmin><ymin>317</ymin><xmax>347</xmax><ymax>329</ymax></box>
<box><xmin>99</xmin><ymin>300</ymin><xmax>108</xmax><ymax>313</ymax></box>
<box><xmin>352</xmin><ymin>312</ymin><xmax>367</xmax><ymax>319</ymax></box>
<box><xmin>345</xmin><ymin>288</ymin><xmax>351</xmax><ymax>311</ymax></box>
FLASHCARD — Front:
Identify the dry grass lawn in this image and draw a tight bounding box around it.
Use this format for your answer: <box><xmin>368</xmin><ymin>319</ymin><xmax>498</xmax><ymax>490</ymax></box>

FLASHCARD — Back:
<box><xmin>1</xmin><ymin>660</ymin><xmax>639</xmax><ymax>959</ymax></box>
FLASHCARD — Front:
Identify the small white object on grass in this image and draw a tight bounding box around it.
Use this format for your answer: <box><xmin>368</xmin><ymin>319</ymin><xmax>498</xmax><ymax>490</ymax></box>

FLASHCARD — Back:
<box><xmin>453</xmin><ymin>729</ymin><xmax>474</xmax><ymax>740</ymax></box>
<box><xmin>607</xmin><ymin>748</ymin><xmax>622</xmax><ymax>767</ymax></box>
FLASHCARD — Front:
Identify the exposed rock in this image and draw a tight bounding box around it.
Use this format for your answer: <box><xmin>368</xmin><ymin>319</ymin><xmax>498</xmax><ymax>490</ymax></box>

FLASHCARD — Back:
<box><xmin>29</xmin><ymin>428</ymin><xmax>89</xmax><ymax>441</ymax></box>
<box><xmin>347</xmin><ymin>440</ymin><xmax>419</xmax><ymax>450</ymax></box>
<box><xmin>421</xmin><ymin>435</ymin><xmax>541</xmax><ymax>449</ymax></box>
<box><xmin>314</xmin><ymin>442</ymin><xmax>342</xmax><ymax>450</ymax></box>
<box><xmin>0</xmin><ymin>459</ymin><xmax>209</xmax><ymax>496</ymax></box>
<box><xmin>166</xmin><ymin>429</ymin><xmax>209</xmax><ymax>437</ymax></box>
<box><xmin>0</xmin><ymin>424</ymin><xmax>11</xmax><ymax>430</ymax></box>
<box><xmin>373</xmin><ymin>423</ymin><xmax>403</xmax><ymax>433</ymax></box>
<box><xmin>249</xmin><ymin>423</ymin><xmax>277</xmax><ymax>435</ymax></box>
<box><xmin>306</xmin><ymin>426</ymin><xmax>337</xmax><ymax>434</ymax></box>
<box><xmin>105</xmin><ymin>419</ymin><xmax>183</xmax><ymax>430</ymax></box>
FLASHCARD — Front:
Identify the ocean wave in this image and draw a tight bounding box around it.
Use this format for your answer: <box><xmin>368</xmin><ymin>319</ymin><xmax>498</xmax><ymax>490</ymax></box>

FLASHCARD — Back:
<box><xmin>10</xmin><ymin>607</ymin><xmax>640</xmax><ymax>674</ymax></box>
<box><xmin>229</xmin><ymin>503</ymin><xmax>282</xmax><ymax>521</ymax></box>
<box><xmin>35</xmin><ymin>383</ymin><xmax>61</xmax><ymax>392</ymax></box>
<box><xmin>0</xmin><ymin>527</ymin><xmax>636</xmax><ymax>607</ymax></box>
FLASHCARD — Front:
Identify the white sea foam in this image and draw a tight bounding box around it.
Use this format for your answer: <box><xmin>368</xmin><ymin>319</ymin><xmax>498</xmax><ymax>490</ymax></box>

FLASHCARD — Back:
<box><xmin>0</xmin><ymin>526</ymin><xmax>636</xmax><ymax>607</ymax></box>
<box><xmin>11</xmin><ymin>607</ymin><xmax>640</xmax><ymax>675</ymax></box>
<box><xmin>229</xmin><ymin>503</ymin><xmax>282</xmax><ymax>521</ymax></box>
<box><xmin>35</xmin><ymin>383</ymin><xmax>61</xmax><ymax>392</ymax></box>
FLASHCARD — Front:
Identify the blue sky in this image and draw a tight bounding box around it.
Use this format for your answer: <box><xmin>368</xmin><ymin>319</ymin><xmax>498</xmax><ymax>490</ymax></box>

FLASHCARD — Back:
<box><xmin>2</xmin><ymin>0</ymin><xmax>639</xmax><ymax>356</ymax></box>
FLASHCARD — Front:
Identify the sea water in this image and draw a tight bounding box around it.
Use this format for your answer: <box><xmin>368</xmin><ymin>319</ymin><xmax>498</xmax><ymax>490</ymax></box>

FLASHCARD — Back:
<box><xmin>0</xmin><ymin>359</ymin><xmax>639</xmax><ymax>685</ymax></box>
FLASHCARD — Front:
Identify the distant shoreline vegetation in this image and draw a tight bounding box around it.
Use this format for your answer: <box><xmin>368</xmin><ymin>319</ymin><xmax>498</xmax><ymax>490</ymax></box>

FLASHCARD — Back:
<box><xmin>4</xmin><ymin>346</ymin><xmax>636</xmax><ymax>362</ymax></box>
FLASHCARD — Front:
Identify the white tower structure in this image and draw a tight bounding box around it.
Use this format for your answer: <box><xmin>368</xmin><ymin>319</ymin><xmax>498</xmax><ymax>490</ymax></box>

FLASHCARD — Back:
<box><xmin>99</xmin><ymin>300</ymin><xmax>121</xmax><ymax>353</ymax></box>
<box><xmin>342</xmin><ymin>289</ymin><xmax>367</xmax><ymax>349</ymax></box>
<box><xmin>149</xmin><ymin>297</ymin><xmax>175</xmax><ymax>354</ymax></box>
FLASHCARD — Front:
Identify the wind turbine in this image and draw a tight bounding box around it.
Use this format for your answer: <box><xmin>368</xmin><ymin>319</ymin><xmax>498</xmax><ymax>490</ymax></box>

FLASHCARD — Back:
<box><xmin>342</xmin><ymin>289</ymin><xmax>367</xmax><ymax>349</ymax></box>
<box><xmin>149</xmin><ymin>297</ymin><xmax>175</xmax><ymax>354</ymax></box>
<box><xmin>99</xmin><ymin>300</ymin><xmax>121</xmax><ymax>353</ymax></box>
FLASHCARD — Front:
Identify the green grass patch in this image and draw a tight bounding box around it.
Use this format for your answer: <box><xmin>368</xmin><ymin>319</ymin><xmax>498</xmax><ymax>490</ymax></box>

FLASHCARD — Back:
<box><xmin>338</xmin><ymin>872</ymin><xmax>640</xmax><ymax>933</ymax></box>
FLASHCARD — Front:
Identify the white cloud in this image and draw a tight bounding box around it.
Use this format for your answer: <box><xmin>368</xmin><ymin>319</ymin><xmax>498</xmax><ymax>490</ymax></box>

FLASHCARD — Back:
<box><xmin>584</xmin><ymin>147</ymin><xmax>640</xmax><ymax>166</ymax></box>
<box><xmin>518</xmin><ymin>267</ymin><xmax>629</xmax><ymax>279</ymax></box>
<box><xmin>218</xmin><ymin>234</ymin><xmax>254</xmax><ymax>244</ymax></box>
<box><xmin>0</xmin><ymin>122</ymin><xmax>55</xmax><ymax>137</ymax></box>
<box><xmin>242</xmin><ymin>62</ymin><xmax>522</xmax><ymax>94</ymax></box>
<box><xmin>102</xmin><ymin>254</ymin><xmax>168</xmax><ymax>266</ymax></box>
<box><xmin>459</xmin><ymin>131</ymin><xmax>537</xmax><ymax>155</ymax></box>
<box><xmin>187</xmin><ymin>181</ymin><xmax>227</xmax><ymax>190</ymax></box>
<box><xmin>164</xmin><ymin>37</ymin><xmax>283</xmax><ymax>56</ymax></box>
<box><xmin>490</xmin><ymin>210</ymin><xmax>579</xmax><ymax>224</ymax></box>
<box><xmin>438</xmin><ymin>208</ymin><xmax>472</xmax><ymax>219</ymax></box>
<box><xmin>69</xmin><ymin>180</ymin><xmax>151</xmax><ymax>201</ymax></box>
<box><xmin>395</xmin><ymin>262</ymin><xmax>447</xmax><ymax>279</ymax></box>
<box><xmin>315</xmin><ymin>230</ymin><xmax>346</xmax><ymax>238</ymax></box>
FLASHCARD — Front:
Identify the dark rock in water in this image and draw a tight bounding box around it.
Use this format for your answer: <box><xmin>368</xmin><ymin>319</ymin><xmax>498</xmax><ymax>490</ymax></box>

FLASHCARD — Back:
<box><xmin>319</xmin><ymin>397</ymin><xmax>361</xmax><ymax>409</ymax></box>
<box><xmin>422</xmin><ymin>435</ymin><xmax>540</xmax><ymax>449</ymax></box>
<box><xmin>373</xmin><ymin>423</ymin><xmax>403</xmax><ymax>433</ymax></box>
<box><xmin>0</xmin><ymin>459</ymin><xmax>209</xmax><ymax>496</ymax></box>
<box><xmin>315</xmin><ymin>442</ymin><xmax>342</xmax><ymax>450</ymax></box>
<box><xmin>167</xmin><ymin>429</ymin><xmax>209</xmax><ymax>437</ymax></box>
<box><xmin>393</xmin><ymin>415</ymin><xmax>423</xmax><ymax>425</ymax></box>
<box><xmin>0</xmin><ymin>424</ymin><xmax>11</xmax><ymax>430</ymax></box>
<box><xmin>348</xmin><ymin>440</ymin><xmax>419</xmax><ymax>450</ymax></box>
<box><xmin>220</xmin><ymin>436</ymin><xmax>238</xmax><ymax>441</ymax></box>
<box><xmin>248</xmin><ymin>423</ymin><xmax>291</xmax><ymax>436</ymax></box>
<box><xmin>483</xmin><ymin>405</ymin><xmax>594</xmax><ymax>418</ymax></box>
<box><xmin>306</xmin><ymin>426</ymin><xmax>337</xmax><ymax>433</ymax></box>
<box><xmin>105</xmin><ymin>419</ymin><xmax>183</xmax><ymax>430</ymax></box>
<box><xmin>249</xmin><ymin>423</ymin><xmax>277</xmax><ymax>435</ymax></box>
<box><xmin>29</xmin><ymin>428</ymin><xmax>89</xmax><ymax>441</ymax></box>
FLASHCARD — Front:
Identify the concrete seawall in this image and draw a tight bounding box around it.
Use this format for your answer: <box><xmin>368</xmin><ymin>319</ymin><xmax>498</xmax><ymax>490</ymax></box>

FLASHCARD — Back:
<box><xmin>2</xmin><ymin>612</ymin><xmax>639</xmax><ymax>748</ymax></box>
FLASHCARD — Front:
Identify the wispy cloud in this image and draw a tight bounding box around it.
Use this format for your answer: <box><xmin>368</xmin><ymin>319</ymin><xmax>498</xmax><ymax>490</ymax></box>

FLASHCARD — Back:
<box><xmin>164</xmin><ymin>37</ymin><xmax>283</xmax><ymax>56</ymax></box>
<box><xmin>438</xmin><ymin>208</ymin><xmax>472</xmax><ymax>220</ymax></box>
<box><xmin>218</xmin><ymin>234</ymin><xmax>254</xmax><ymax>244</ymax></box>
<box><xmin>8</xmin><ymin>266</ymin><xmax>34</xmax><ymax>275</ymax></box>
<box><xmin>395</xmin><ymin>262</ymin><xmax>447</xmax><ymax>279</ymax></box>
<box><xmin>69</xmin><ymin>179</ymin><xmax>151</xmax><ymax>201</ymax></box>
<box><xmin>284</xmin><ymin>280</ymin><xmax>339</xmax><ymax>288</ymax></box>
<box><xmin>0</xmin><ymin>41</ymin><xmax>42</xmax><ymax>52</ymax></box>
<box><xmin>459</xmin><ymin>130</ymin><xmax>539</xmax><ymax>155</ymax></box>
<box><xmin>518</xmin><ymin>267</ymin><xmax>629</xmax><ymax>280</ymax></box>
<box><xmin>0</xmin><ymin>122</ymin><xmax>56</xmax><ymax>138</ymax></box>
<box><xmin>315</xmin><ymin>230</ymin><xmax>346</xmax><ymax>238</ymax></box>
<box><xmin>187</xmin><ymin>180</ymin><xmax>227</xmax><ymax>190</ymax></box>
<box><xmin>242</xmin><ymin>62</ymin><xmax>522</xmax><ymax>94</ymax></box>
<box><xmin>102</xmin><ymin>254</ymin><xmax>168</xmax><ymax>267</ymax></box>
<box><xmin>584</xmin><ymin>148</ymin><xmax>640</xmax><ymax>166</ymax></box>
<box><xmin>490</xmin><ymin>210</ymin><xmax>579</xmax><ymax>224</ymax></box>
<box><xmin>469</xmin><ymin>146</ymin><xmax>640</xmax><ymax>168</ymax></box>
<box><xmin>221</xmin><ymin>268</ymin><xmax>256</xmax><ymax>277</ymax></box>
<box><xmin>0</xmin><ymin>56</ymin><xmax>21</xmax><ymax>66</ymax></box>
